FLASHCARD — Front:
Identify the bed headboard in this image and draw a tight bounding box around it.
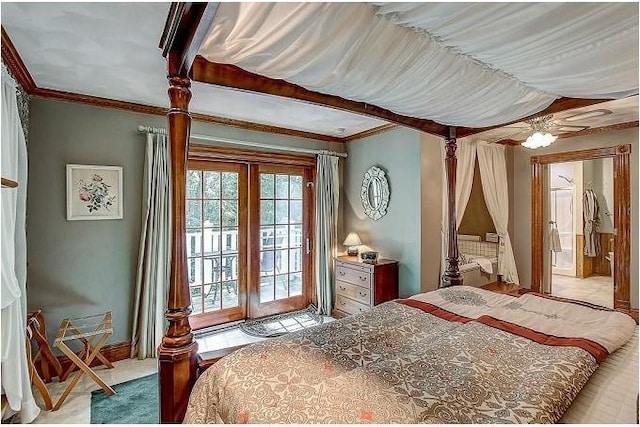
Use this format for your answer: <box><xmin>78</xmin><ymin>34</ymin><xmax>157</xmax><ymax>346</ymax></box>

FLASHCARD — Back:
<box><xmin>458</xmin><ymin>239</ymin><xmax>498</xmax><ymax>259</ymax></box>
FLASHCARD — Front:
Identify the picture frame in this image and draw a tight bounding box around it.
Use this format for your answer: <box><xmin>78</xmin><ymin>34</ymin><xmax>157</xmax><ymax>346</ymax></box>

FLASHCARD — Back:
<box><xmin>66</xmin><ymin>164</ymin><xmax>123</xmax><ymax>220</ymax></box>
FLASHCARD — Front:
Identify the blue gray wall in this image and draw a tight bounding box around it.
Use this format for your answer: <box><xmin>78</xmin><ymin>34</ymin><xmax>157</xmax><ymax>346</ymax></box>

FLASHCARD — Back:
<box><xmin>26</xmin><ymin>97</ymin><xmax>344</xmax><ymax>346</ymax></box>
<box><xmin>343</xmin><ymin>127</ymin><xmax>444</xmax><ymax>297</ymax></box>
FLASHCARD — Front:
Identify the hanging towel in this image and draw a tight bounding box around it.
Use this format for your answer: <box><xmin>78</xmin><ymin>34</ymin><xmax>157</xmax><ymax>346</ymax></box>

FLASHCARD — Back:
<box><xmin>550</xmin><ymin>224</ymin><xmax>562</xmax><ymax>253</ymax></box>
<box><xmin>583</xmin><ymin>189</ymin><xmax>600</xmax><ymax>257</ymax></box>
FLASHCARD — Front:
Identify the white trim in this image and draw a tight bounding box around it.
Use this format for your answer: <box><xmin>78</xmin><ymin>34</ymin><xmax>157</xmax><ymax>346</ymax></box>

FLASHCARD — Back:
<box><xmin>137</xmin><ymin>125</ymin><xmax>348</xmax><ymax>158</ymax></box>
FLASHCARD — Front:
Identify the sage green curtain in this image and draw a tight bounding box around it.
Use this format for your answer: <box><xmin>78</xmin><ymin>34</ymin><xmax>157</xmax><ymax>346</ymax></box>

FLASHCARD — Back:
<box><xmin>314</xmin><ymin>154</ymin><xmax>340</xmax><ymax>315</ymax></box>
<box><xmin>131</xmin><ymin>132</ymin><xmax>170</xmax><ymax>359</ymax></box>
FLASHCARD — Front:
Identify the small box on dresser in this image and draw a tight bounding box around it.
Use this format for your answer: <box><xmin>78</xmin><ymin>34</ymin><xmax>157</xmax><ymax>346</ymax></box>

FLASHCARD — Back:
<box><xmin>333</xmin><ymin>256</ymin><xmax>399</xmax><ymax>318</ymax></box>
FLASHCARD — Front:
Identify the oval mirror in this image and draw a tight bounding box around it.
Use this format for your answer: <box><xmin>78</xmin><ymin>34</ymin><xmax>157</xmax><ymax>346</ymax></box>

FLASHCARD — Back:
<box><xmin>361</xmin><ymin>166</ymin><xmax>389</xmax><ymax>220</ymax></box>
<box><xmin>368</xmin><ymin>178</ymin><xmax>382</xmax><ymax>209</ymax></box>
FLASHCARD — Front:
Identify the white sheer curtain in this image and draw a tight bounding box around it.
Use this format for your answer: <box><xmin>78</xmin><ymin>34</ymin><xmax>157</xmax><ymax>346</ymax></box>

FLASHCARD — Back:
<box><xmin>200</xmin><ymin>3</ymin><xmax>636</xmax><ymax>127</ymax></box>
<box><xmin>130</xmin><ymin>132</ymin><xmax>171</xmax><ymax>359</ymax></box>
<box><xmin>314</xmin><ymin>154</ymin><xmax>339</xmax><ymax>315</ymax></box>
<box><xmin>477</xmin><ymin>141</ymin><xmax>520</xmax><ymax>284</ymax></box>
<box><xmin>440</xmin><ymin>140</ymin><xmax>477</xmax><ymax>280</ymax></box>
<box><xmin>1</xmin><ymin>67</ymin><xmax>40</xmax><ymax>423</ymax></box>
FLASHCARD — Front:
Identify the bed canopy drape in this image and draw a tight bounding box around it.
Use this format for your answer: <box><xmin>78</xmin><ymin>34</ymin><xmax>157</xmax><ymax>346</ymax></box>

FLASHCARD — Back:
<box><xmin>1</xmin><ymin>66</ymin><xmax>40</xmax><ymax>424</ymax></box>
<box><xmin>157</xmin><ymin>2</ymin><xmax>638</xmax><ymax>422</ymax></box>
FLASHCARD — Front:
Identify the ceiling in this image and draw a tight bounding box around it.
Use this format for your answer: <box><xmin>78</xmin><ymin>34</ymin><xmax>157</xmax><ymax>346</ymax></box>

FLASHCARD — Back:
<box><xmin>1</xmin><ymin>2</ymin><xmax>637</xmax><ymax>141</ymax></box>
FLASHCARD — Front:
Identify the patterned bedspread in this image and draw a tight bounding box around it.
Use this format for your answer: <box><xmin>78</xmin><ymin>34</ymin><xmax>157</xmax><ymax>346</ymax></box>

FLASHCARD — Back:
<box><xmin>184</xmin><ymin>287</ymin><xmax>635</xmax><ymax>424</ymax></box>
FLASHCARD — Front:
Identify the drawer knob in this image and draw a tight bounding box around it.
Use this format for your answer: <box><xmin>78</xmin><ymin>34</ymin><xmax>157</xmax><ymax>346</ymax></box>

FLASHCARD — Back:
<box><xmin>340</xmin><ymin>301</ymin><xmax>345</xmax><ymax>306</ymax></box>
<box><xmin>359</xmin><ymin>276</ymin><xmax>367</xmax><ymax>281</ymax></box>
<box><xmin>339</xmin><ymin>271</ymin><xmax>346</xmax><ymax>276</ymax></box>
<box><xmin>339</xmin><ymin>286</ymin><xmax>346</xmax><ymax>291</ymax></box>
<box><xmin>359</xmin><ymin>291</ymin><xmax>366</xmax><ymax>297</ymax></box>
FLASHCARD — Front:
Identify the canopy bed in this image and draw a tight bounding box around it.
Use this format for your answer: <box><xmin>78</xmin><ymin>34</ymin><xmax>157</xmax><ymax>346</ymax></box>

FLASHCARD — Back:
<box><xmin>156</xmin><ymin>2</ymin><xmax>638</xmax><ymax>423</ymax></box>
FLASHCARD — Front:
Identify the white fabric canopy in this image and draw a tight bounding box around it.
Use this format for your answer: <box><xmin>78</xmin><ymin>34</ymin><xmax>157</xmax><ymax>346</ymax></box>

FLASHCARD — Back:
<box><xmin>199</xmin><ymin>3</ymin><xmax>638</xmax><ymax>128</ymax></box>
<box><xmin>1</xmin><ymin>66</ymin><xmax>40</xmax><ymax>423</ymax></box>
<box><xmin>477</xmin><ymin>141</ymin><xmax>519</xmax><ymax>284</ymax></box>
<box><xmin>440</xmin><ymin>140</ymin><xmax>477</xmax><ymax>281</ymax></box>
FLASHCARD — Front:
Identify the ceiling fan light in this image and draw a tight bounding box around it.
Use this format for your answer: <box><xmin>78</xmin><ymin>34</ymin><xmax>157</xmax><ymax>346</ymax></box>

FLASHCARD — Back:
<box><xmin>521</xmin><ymin>132</ymin><xmax>557</xmax><ymax>149</ymax></box>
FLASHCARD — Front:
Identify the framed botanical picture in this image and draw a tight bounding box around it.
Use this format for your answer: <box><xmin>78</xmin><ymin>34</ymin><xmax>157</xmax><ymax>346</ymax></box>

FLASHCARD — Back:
<box><xmin>66</xmin><ymin>164</ymin><xmax>123</xmax><ymax>220</ymax></box>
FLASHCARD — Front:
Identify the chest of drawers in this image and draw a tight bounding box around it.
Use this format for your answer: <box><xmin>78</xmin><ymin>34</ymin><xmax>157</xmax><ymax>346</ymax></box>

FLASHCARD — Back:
<box><xmin>333</xmin><ymin>256</ymin><xmax>398</xmax><ymax>317</ymax></box>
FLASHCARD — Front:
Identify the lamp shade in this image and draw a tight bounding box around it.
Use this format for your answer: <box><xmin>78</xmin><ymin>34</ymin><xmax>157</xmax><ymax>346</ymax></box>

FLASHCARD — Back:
<box><xmin>343</xmin><ymin>232</ymin><xmax>362</xmax><ymax>246</ymax></box>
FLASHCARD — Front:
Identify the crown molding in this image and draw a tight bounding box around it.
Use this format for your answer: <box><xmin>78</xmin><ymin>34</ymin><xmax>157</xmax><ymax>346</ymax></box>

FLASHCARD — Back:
<box><xmin>344</xmin><ymin>124</ymin><xmax>399</xmax><ymax>142</ymax></box>
<box><xmin>557</xmin><ymin>120</ymin><xmax>638</xmax><ymax>140</ymax></box>
<box><xmin>1</xmin><ymin>27</ymin><xmax>346</xmax><ymax>144</ymax></box>
<box><xmin>1</xmin><ymin>26</ymin><xmax>36</xmax><ymax>92</ymax></box>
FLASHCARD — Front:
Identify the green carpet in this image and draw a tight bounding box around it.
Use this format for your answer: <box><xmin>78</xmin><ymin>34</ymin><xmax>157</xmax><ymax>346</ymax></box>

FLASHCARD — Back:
<box><xmin>90</xmin><ymin>373</ymin><xmax>158</xmax><ymax>424</ymax></box>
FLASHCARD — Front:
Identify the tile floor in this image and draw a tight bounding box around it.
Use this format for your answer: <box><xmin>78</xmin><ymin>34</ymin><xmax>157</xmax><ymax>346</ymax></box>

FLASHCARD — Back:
<box><xmin>551</xmin><ymin>274</ymin><xmax>614</xmax><ymax>308</ymax></box>
<box><xmin>28</xmin><ymin>319</ymin><xmax>333</xmax><ymax>424</ymax></box>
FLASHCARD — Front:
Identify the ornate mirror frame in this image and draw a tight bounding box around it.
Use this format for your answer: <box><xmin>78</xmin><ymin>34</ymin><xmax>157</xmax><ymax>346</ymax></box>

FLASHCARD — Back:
<box><xmin>361</xmin><ymin>166</ymin><xmax>390</xmax><ymax>220</ymax></box>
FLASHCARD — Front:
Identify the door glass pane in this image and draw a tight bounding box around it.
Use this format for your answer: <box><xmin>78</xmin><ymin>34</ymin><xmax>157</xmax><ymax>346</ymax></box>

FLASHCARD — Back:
<box><xmin>203</xmin><ymin>171</ymin><xmax>220</xmax><ymax>199</ymax></box>
<box><xmin>289</xmin><ymin>272</ymin><xmax>302</xmax><ymax>296</ymax></box>
<box><xmin>222</xmin><ymin>227</ymin><xmax>238</xmax><ymax>252</ymax></box>
<box><xmin>261</xmin><ymin>226</ymin><xmax>275</xmax><ymax>250</ymax></box>
<box><xmin>260</xmin><ymin>251</ymin><xmax>275</xmax><ymax>276</ymax></box>
<box><xmin>190</xmin><ymin>286</ymin><xmax>203</xmax><ymax>315</ymax></box>
<box><xmin>186</xmin><ymin>200</ymin><xmax>202</xmax><ymax>228</ymax></box>
<box><xmin>260</xmin><ymin>174</ymin><xmax>274</xmax><ymax>198</ymax></box>
<box><xmin>289</xmin><ymin>248</ymin><xmax>302</xmax><ymax>272</ymax></box>
<box><xmin>186</xmin><ymin>229</ymin><xmax>201</xmax><ymax>257</ymax></box>
<box><xmin>260</xmin><ymin>276</ymin><xmax>274</xmax><ymax>302</ymax></box>
<box><xmin>188</xmin><ymin>257</ymin><xmax>201</xmax><ymax>286</ymax></box>
<box><xmin>290</xmin><ymin>176</ymin><xmax>302</xmax><ymax>199</ymax></box>
<box><xmin>260</xmin><ymin>200</ymin><xmax>274</xmax><ymax>225</ymax></box>
<box><xmin>275</xmin><ymin>200</ymin><xmax>289</xmax><ymax>224</ymax></box>
<box><xmin>275</xmin><ymin>175</ymin><xmax>289</xmax><ymax>199</ymax></box>
<box><xmin>204</xmin><ymin>283</ymin><xmax>221</xmax><ymax>312</ymax></box>
<box><xmin>187</xmin><ymin>167</ymin><xmax>240</xmax><ymax>316</ymax></box>
<box><xmin>202</xmin><ymin>228</ymin><xmax>220</xmax><ymax>256</ymax></box>
<box><xmin>275</xmin><ymin>275</ymin><xmax>288</xmax><ymax>299</ymax></box>
<box><xmin>222</xmin><ymin>200</ymin><xmax>238</xmax><ymax>227</ymax></box>
<box><xmin>222</xmin><ymin>281</ymin><xmax>238</xmax><ymax>309</ymax></box>
<box><xmin>259</xmin><ymin>172</ymin><xmax>305</xmax><ymax>303</ymax></box>
<box><xmin>290</xmin><ymin>200</ymin><xmax>302</xmax><ymax>224</ymax></box>
<box><xmin>275</xmin><ymin>249</ymin><xmax>289</xmax><ymax>274</ymax></box>
<box><xmin>203</xmin><ymin>200</ymin><xmax>220</xmax><ymax>227</ymax></box>
<box><xmin>187</xmin><ymin>170</ymin><xmax>201</xmax><ymax>199</ymax></box>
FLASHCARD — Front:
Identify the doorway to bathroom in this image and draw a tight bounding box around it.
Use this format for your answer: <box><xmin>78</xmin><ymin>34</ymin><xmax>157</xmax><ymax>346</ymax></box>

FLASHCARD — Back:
<box><xmin>547</xmin><ymin>160</ymin><xmax>614</xmax><ymax>307</ymax></box>
<box><xmin>530</xmin><ymin>144</ymin><xmax>631</xmax><ymax>310</ymax></box>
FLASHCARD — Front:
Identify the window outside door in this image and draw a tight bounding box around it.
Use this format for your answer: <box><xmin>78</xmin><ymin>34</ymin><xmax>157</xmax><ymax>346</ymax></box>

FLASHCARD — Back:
<box><xmin>186</xmin><ymin>160</ymin><xmax>312</xmax><ymax>329</ymax></box>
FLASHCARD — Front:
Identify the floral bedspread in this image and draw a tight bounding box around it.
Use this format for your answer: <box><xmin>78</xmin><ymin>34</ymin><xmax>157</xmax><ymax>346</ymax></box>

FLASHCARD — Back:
<box><xmin>184</xmin><ymin>288</ymin><xmax>633</xmax><ymax>424</ymax></box>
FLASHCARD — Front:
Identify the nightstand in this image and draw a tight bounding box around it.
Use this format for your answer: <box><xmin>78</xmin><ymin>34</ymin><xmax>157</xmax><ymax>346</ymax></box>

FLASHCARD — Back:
<box><xmin>333</xmin><ymin>256</ymin><xmax>399</xmax><ymax>317</ymax></box>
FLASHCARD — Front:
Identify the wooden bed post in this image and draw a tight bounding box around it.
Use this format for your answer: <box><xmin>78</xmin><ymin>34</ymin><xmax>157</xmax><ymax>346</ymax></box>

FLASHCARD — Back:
<box><xmin>157</xmin><ymin>72</ymin><xmax>199</xmax><ymax>423</ymax></box>
<box><xmin>441</xmin><ymin>127</ymin><xmax>463</xmax><ymax>287</ymax></box>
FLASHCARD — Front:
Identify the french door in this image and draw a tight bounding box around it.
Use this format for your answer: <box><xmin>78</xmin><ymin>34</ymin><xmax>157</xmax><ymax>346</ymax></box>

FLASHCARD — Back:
<box><xmin>186</xmin><ymin>160</ymin><xmax>312</xmax><ymax>329</ymax></box>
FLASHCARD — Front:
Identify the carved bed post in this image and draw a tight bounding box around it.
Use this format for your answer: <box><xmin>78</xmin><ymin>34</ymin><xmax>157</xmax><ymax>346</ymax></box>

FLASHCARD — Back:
<box><xmin>441</xmin><ymin>127</ymin><xmax>463</xmax><ymax>287</ymax></box>
<box><xmin>157</xmin><ymin>73</ymin><xmax>198</xmax><ymax>423</ymax></box>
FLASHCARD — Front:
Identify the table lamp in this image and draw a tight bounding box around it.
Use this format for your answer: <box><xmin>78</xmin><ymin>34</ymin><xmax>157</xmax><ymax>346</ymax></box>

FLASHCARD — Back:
<box><xmin>343</xmin><ymin>232</ymin><xmax>362</xmax><ymax>256</ymax></box>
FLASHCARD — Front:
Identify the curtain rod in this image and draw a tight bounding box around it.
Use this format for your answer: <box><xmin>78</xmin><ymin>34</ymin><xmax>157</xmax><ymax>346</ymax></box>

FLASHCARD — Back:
<box><xmin>137</xmin><ymin>125</ymin><xmax>347</xmax><ymax>158</ymax></box>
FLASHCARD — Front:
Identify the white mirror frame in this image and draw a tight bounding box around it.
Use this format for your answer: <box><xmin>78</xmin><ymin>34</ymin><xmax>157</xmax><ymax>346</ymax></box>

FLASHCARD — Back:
<box><xmin>361</xmin><ymin>166</ymin><xmax>390</xmax><ymax>220</ymax></box>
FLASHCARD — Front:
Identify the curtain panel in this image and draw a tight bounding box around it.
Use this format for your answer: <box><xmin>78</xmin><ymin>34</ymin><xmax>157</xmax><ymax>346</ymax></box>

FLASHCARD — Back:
<box><xmin>131</xmin><ymin>133</ymin><xmax>171</xmax><ymax>359</ymax></box>
<box><xmin>314</xmin><ymin>154</ymin><xmax>339</xmax><ymax>315</ymax></box>
<box><xmin>440</xmin><ymin>140</ymin><xmax>477</xmax><ymax>283</ymax></box>
<box><xmin>477</xmin><ymin>142</ymin><xmax>520</xmax><ymax>284</ymax></box>
<box><xmin>1</xmin><ymin>66</ymin><xmax>40</xmax><ymax>423</ymax></box>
